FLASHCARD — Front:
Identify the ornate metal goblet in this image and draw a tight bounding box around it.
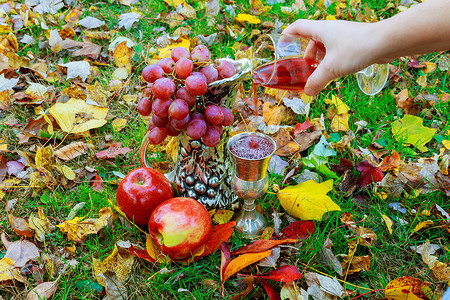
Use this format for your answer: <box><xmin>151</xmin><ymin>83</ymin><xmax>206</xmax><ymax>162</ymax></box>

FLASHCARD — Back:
<box><xmin>227</xmin><ymin>132</ymin><xmax>276</xmax><ymax>239</ymax></box>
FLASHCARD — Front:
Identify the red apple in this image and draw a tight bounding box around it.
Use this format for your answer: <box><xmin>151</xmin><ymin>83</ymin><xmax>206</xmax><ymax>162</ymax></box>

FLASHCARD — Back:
<box><xmin>116</xmin><ymin>168</ymin><xmax>174</xmax><ymax>226</ymax></box>
<box><xmin>148</xmin><ymin>197</ymin><xmax>212</xmax><ymax>260</ymax></box>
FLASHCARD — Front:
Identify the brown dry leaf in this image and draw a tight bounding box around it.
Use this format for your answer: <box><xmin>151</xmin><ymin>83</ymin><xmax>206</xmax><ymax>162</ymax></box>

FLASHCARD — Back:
<box><xmin>355</xmin><ymin>227</ymin><xmax>377</xmax><ymax>247</ymax></box>
<box><xmin>163</xmin><ymin>11</ymin><xmax>184</xmax><ymax>28</ymax></box>
<box><xmin>319</xmin><ymin>238</ymin><xmax>343</xmax><ymax>276</ymax></box>
<box><xmin>384</xmin><ymin>276</ymin><xmax>430</xmax><ymax>300</ymax></box>
<box><xmin>28</xmin><ymin>207</ymin><xmax>51</xmax><ymax>242</ymax></box>
<box><xmin>65</xmin><ymin>7</ymin><xmax>82</xmax><ymax>23</ymax></box>
<box><xmin>26</xmin><ymin>280</ymin><xmax>58</xmax><ymax>300</ymax></box>
<box><xmin>113</xmin><ymin>41</ymin><xmax>133</xmax><ymax>71</ymax></box>
<box><xmin>421</xmin><ymin>240</ymin><xmax>450</xmax><ymax>282</ymax></box>
<box><xmin>378</xmin><ymin>150</ymin><xmax>401</xmax><ymax>171</ymax></box>
<box><xmin>35</xmin><ymin>146</ymin><xmax>56</xmax><ymax>171</ymax></box>
<box><xmin>56</xmin><ymin>207</ymin><xmax>113</xmax><ymax>243</ymax></box>
<box><xmin>0</xmin><ymin>90</ymin><xmax>12</xmax><ymax>110</ymax></box>
<box><xmin>222</xmin><ymin>250</ymin><xmax>272</xmax><ymax>282</ymax></box>
<box><xmin>341</xmin><ymin>255</ymin><xmax>371</xmax><ymax>276</ymax></box>
<box><xmin>274</xmin><ymin>128</ymin><xmax>300</xmax><ymax>157</ymax></box>
<box><xmin>262</xmin><ymin>102</ymin><xmax>282</xmax><ymax>125</ymax></box>
<box><xmin>250</xmin><ymin>0</ymin><xmax>271</xmax><ymax>15</ymax></box>
<box><xmin>54</xmin><ymin>141</ymin><xmax>92</xmax><ymax>161</ymax></box>
<box><xmin>8</xmin><ymin>214</ymin><xmax>34</xmax><ymax>238</ymax></box>
<box><xmin>29</xmin><ymin>167</ymin><xmax>57</xmax><ymax>190</ymax></box>
<box><xmin>86</xmin><ymin>81</ymin><xmax>111</xmax><ymax>107</ymax></box>
<box><xmin>93</xmin><ymin>244</ymin><xmax>134</xmax><ymax>286</ymax></box>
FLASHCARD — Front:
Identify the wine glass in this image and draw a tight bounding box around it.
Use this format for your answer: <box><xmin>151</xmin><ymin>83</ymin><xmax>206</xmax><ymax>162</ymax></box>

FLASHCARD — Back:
<box><xmin>252</xmin><ymin>33</ymin><xmax>389</xmax><ymax>95</ymax></box>
<box><xmin>227</xmin><ymin>132</ymin><xmax>276</xmax><ymax>239</ymax></box>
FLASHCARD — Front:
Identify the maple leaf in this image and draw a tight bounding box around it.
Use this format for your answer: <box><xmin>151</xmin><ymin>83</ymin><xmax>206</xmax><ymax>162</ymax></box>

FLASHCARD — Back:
<box><xmin>391</xmin><ymin>115</ymin><xmax>436</xmax><ymax>152</ymax></box>
<box><xmin>293</xmin><ymin>117</ymin><xmax>311</xmax><ymax>135</ymax></box>
<box><xmin>355</xmin><ymin>160</ymin><xmax>384</xmax><ymax>188</ymax></box>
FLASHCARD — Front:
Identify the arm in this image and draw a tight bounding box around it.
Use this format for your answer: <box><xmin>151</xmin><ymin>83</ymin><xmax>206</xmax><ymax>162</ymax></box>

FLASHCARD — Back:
<box><xmin>282</xmin><ymin>0</ymin><xmax>450</xmax><ymax>96</ymax></box>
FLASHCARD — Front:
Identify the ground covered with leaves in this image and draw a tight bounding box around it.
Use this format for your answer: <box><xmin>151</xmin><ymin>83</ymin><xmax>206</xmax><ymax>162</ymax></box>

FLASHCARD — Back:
<box><xmin>1</xmin><ymin>0</ymin><xmax>450</xmax><ymax>299</ymax></box>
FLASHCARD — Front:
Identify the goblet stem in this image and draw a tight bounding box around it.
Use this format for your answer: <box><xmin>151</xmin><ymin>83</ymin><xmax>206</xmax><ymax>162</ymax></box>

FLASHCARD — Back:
<box><xmin>234</xmin><ymin>199</ymin><xmax>267</xmax><ymax>239</ymax></box>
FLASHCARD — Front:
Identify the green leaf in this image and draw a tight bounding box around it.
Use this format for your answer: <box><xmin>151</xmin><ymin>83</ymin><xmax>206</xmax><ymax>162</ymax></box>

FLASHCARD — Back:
<box><xmin>391</xmin><ymin>115</ymin><xmax>436</xmax><ymax>152</ymax></box>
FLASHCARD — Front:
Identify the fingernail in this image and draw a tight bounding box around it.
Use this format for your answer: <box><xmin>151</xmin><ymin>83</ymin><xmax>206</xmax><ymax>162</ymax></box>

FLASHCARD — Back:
<box><xmin>304</xmin><ymin>87</ymin><xmax>316</xmax><ymax>96</ymax></box>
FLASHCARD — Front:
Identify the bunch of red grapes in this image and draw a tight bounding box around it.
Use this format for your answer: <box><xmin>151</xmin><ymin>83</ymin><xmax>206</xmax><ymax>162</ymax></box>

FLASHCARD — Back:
<box><xmin>137</xmin><ymin>45</ymin><xmax>237</xmax><ymax>147</ymax></box>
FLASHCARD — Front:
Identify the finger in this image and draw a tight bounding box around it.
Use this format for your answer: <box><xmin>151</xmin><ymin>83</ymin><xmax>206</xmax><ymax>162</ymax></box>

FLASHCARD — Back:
<box><xmin>304</xmin><ymin>40</ymin><xmax>318</xmax><ymax>60</ymax></box>
<box><xmin>282</xmin><ymin>19</ymin><xmax>320</xmax><ymax>39</ymax></box>
<box><xmin>304</xmin><ymin>60</ymin><xmax>335</xmax><ymax>96</ymax></box>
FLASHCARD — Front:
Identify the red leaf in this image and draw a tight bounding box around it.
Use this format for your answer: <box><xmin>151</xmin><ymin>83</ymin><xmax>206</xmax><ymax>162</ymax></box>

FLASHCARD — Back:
<box><xmin>231</xmin><ymin>238</ymin><xmax>298</xmax><ymax>256</ymax></box>
<box><xmin>220</xmin><ymin>242</ymin><xmax>231</xmax><ymax>283</ymax></box>
<box><xmin>260</xmin><ymin>279</ymin><xmax>281</xmax><ymax>300</ymax></box>
<box><xmin>293</xmin><ymin>117</ymin><xmax>311</xmax><ymax>135</ymax></box>
<box><xmin>281</xmin><ymin>220</ymin><xmax>315</xmax><ymax>240</ymax></box>
<box><xmin>198</xmin><ymin>221</ymin><xmax>235</xmax><ymax>259</ymax></box>
<box><xmin>355</xmin><ymin>160</ymin><xmax>384</xmax><ymax>188</ymax></box>
<box><xmin>255</xmin><ymin>265</ymin><xmax>303</xmax><ymax>283</ymax></box>
<box><xmin>91</xmin><ymin>174</ymin><xmax>104</xmax><ymax>192</ymax></box>
<box><xmin>95</xmin><ymin>142</ymin><xmax>131</xmax><ymax>159</ymax></box>
<box><xmin>129</xmin><ymin>245</ymin><xmax>155</xmax><ymax>263</ymax></box>
<box><xmin>331</xmin><ymin>158</ymin><xmax>354</xmax><ymax>176</ymax></box>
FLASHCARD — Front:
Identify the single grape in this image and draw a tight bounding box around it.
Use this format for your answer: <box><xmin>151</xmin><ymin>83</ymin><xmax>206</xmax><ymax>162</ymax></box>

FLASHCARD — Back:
<box><xmin>152</xmin><ymin>98</ymin><xmax>173</xmax><ymax>118</ymax></box>
<box><xmin>220</xmin><ymin>107</ymin><xmax>234</xmax><ymax>126</ymax></box>
<box><xmin>191</xmin><ymin>72</ymin><xmax>207</xmax><ymax>82</ymax></box>
<box><xmin>152</xmin><ymin>78</ymin><xmax>176</xmax><ymax>99</ymax></box>
<box><xmin>185</xmin><ymin>74</ymin><xmax>208</xmax><ymax>96</ymax></box>
<box><xmin>166</xmin><ymin>123</ymin><xmax>182</xmax><ymax>136</ymax></box>
<box><xmin>190</xmin><ymin>112</ymin><xmax>205</xmax><ymax>121</ymax></box>
<box><xmin>148</xmin><ymin>127</ymin><xmax>168</xmax><ymax>145</ymax></box>
<box><xmin>142</xmin><ymin>64</ymin><xmax>164</xmax><ymax>83</ymax></box>
<box><xmin>217</xmin><ymin>61</ymin><xmax>237</xmax><ymax>79</ymax></box>
<box><xmin>152</xmin><ymin>114</ymin><xmax>169</xmax><ymax>128</ymax></box>
<box><xmin>143</xmin><ymin>83</ymin><xmax>153</xmax><ymax>97</ymax></box>
<box><xmin>204</xmin><ymin>104</ymin><xmax>224</xmax><ymax>125</ymax></box>
<box><xmin>212</xmin><ymin>125</ymin><xmax>223</xmax><ymax>136</ymax></box>
<box><xmin>186</xmin><ymin>119</ymin><xmax>207</xmax><ymax>140</ymax></box>
<box><xmin>147</xmin><ymin>118</ymin><xmax>155</xmax><ymax>131</ymax></box>
<box><xmin>200</xmin><ymin>65</ymin><xmax>218</xmax><ymax>84</ymax></box>
<box><xmin>168</xmin><ymin>99</ymin><xmax>189</xmax><ymax>120</ymax></box>
<box><xmin>175</xmin><ymin>87</ymin><xmax>197</xmax><ymax>107</ymax></box>
<box><xmin>175</xmin><ymin>57</ymin><xmax>193</xmax><ymax>79</ymax></box>
<box><xmin>170</xmin><ymin>114</ymin><xmax>190</xmax><ymax>131</ymax></box>
<box><xmin>191</xmin><ymin>45</ymin><xmax>211</xmax><ymax>64</ymax></box>
<box><xmin>157</xmin><ymin>57</ymin><xmax>175</xmax><ymax>73</ymax></box>
<box><xmin>171</xmin><ymin>47</ymin><xmax>190</xmax><ymax>62</ymax></box>
<box><xmin>137</xmin><ymin>97</ymin><xmax>152</xmax><ymax>116</ymax></box>
<box><xmin>202</xmin><ymin>126</ymin><xmax>220</xmax><ymax>147</ymax></box>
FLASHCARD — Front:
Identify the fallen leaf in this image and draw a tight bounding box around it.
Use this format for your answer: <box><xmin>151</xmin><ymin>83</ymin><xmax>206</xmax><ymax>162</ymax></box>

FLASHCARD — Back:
<box><xmin>96</xmin><ymin>142</ymin><xmax>131</xmax><ymax>159</ymax></box>
<box><xmin>93</xmin><ymin>244</ymin><xmax>134</xmax><ymax>286</ymax></box>
<box><xmin>235</xmin><ymin>13</ymin><xmax>261</xmax><ymax>24</ymax></box>
<box><xmin>278</xmin><ymin>180</ymin><xmax>341</xmax><ymax>220</ymax></box>
<box><xmin>49</xmin><ymin>98</ymin><xmax>108</xmax><ymax>134</ymax></box>
<box><xmin>129</xmin><ymin>245</ymin><xmax>155</xmax><ymax>263</ymax></box>
<box><xmin>8</xmin><ymin>214</ymin><xmax>34</xmax><ymax>238</ymax></box>
<box><xmin>391</xmin><ymin>115</ymin><xmax>436</xmax><ymax>152</ymax></box>
<box><xmin>381</xmin><ymin>214</ymin><xmax>393</xmax><ymax>234</ymax></box>
<box><xmin>384</xmin><ymin>276</ymin><xmax>430</xmax><ymax>300</ymax></box>
<box><xmin>356</xmin><ymin>160</ymin><xmax>384</xmax><ymax>188</ymax></box>
<box><xmin>78</xmin><ymin>16</ymin><xmax>106</xmax><ymax>29</ymax></box>
<box><xmin>305</xmin><ymin>272</ymin><xmax>344</xmax><ymax>298</ymax></box>
<box><xmin>59</xmin><ymin>61</ymin><xmax>91</xmax><ymax>81</ymax></box>
<box><xmin>199</xmin><ymin>221</ymin><xmax>235</xmax><ymax>258</ymax></box>
<box><xmin>0</xmin><ymin>257</ymin><xmax>26</xmax><ymax>283</ymax></box>
<box><xmin>319</xmin><ymin>238</ymin><xmax>343</xmax><ymax>276</ymax></box>
<box><xmin>413</xmin><ymin>221</ymin><xmax>433</xmax><ymax>232</ymax></box>
<box><xmin>26</xmin><ymin>280</ymin><xmax>58</xmax><ymax>300</ymax></box>
<box><xmin>378</xmin><ymin>150</ymin><xmax>401</xmax><ymax>171</ymax></box>
<box><xmin>54</xmin><ymin>141</ymin><xmax>92</xmax><ymax>161</ymax></box>
<box><xmin>263</xmin><ymin>102</ymin><xmax>282</xmax><ymax>125</ymax></box>
<box><xmin>212</xmin><ymin>209</ymin><xmax>234</xmax><ymax>224</ymax></box>
<box><xmin>231</xmin><ymin>239</ymin><xmax>298</xmax><ymax>256</ymax></box>
<box><xmin>254</xmin><ymin>265</ymin><xmax>303</xmax><ymax>282</ymax></box>
<box><xmin>3</xmin><ymin>236</ymin><xmax>39</xmax><ymax>267</ymax></box>
<box><xmin>222</xmin><ymin>250</ymin><xmax>272</xmax><ymax>283</ymax></box>
<box><xmin>56</xmin><ymin>207</ymin><xmax>113</xmax><ymax>243</ymax></box>
<box><xmin>118</xmin><ymin>12</ymin><xmax>141</xmax><ymax>30</ymax></box>
<box><xmin>28</xmin><ymin>207</ymin><xmax>51</xmax><ymax>242</ymax></box>
<box><xmin>280</xmin><ymin>220</ymin><xmax>316</xmax><ymax>240</ymax></box>
<box><xmin>260</xmin><ymin>278</ymin><xmax>281</xmax><ymax>300</ymax></box>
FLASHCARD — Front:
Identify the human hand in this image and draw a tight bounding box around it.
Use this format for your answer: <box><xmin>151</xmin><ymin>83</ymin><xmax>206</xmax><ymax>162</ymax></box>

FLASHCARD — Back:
<box><xmin>282</xmin><ymin>19</ymin><xmax>379</xmax><ymax>96</ymax></box>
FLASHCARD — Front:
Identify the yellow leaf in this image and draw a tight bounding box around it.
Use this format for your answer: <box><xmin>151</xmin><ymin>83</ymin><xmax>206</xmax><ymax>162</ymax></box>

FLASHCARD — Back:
<box><xmin>416</xmin><ymin>74</ymin><xmax>428</xmax><ymax>88</ymax></box>
<box><xmin>49</xmin><ymin>98</ymin><xmax>109</xmax><ymax>134</ymax></box>
<box><xmin>331</xmin><ymin>113</ymin><xmax>349</xmax><ymax>132</ymax></box>
<box><xmin>156</xmin><ymin>38</ymin><xmax>190</xmax><ymax>59</ymax></box>
<box><xmin>162</xmin><ymin>0</ymin><xmax>186</xmax><ymax>7</ymax></box>
<box><xmin>391</xmin><ymin>115</ymin><xmax>436</xmax><ymax>152</ymax></box>
<box><xmin>212</xmin><ymin>209</ymin><xmax>234</xmax><ymax>225</ymax></box>
<box><xmin>223</xmin><ymin>250</ymin><xmax>272</xmax><ymax>282</ymax></box>
<box><xmin>413</xmin><ymin>220</ymin><xmax>434</xmax><ymax>232</ymax></box>
<box><xmin>0</xmin><ymin>257</ymin><xmax>21</xmax><ymax>283</ymax></box>
<box><xmin>146</xmin><ymin>234</ymin><xmax>170</xmax><ymax>264</ymax></box>
<box><xmin>262</xmin><ymin>102</ymin><xmax>282</xmax><ymax>125</ymax></box>
<box><xmin>235</xmin><ymin>13</ymin><xmax>261</xmax><ymax>24</ymax></box>
<box><xmin>55</xmin><ymin>164</ymin><xmax>76</xmax><ymax>180</ymax></box>
<box><xmin>423</xmin><ymin>62</ymin><xmax>436</xmax><ymax>74</ymax></box>
<box><xmin>112</xmin><ymin>118</ymin><xmax>127</xmax><ymax>132</ymax></box>
<box><xmin>113</xmin><ymin>41</ymin><xmax>133</xmax><ymax>71</ymax></box>
<box><xmin>325</xmin><ymin>95</ymin><xmax>350</xmax><ymax>114</ymax></box>
<box><xmin>326</xmin><ymin>15</ymin><xmax>336</xmax><ymax>20</ymax></box>
<box><xmin>384</xmin><ymin>276</ymin><xmax>430</xmax><ymax>300</ymax></box>
<box><xmin>28</xmin><ymin>208</ymin><xmax>51</xmax><ymax>242</ymax></box>
<box><xmin>381</xmin><ymin>214</ymin><xmax>393</xmax><ymax>234</ymax></box>
<box><xmin>56</xmin><ymin>207</ymin><xmax>113</xmax><ymax>243</ymax></box>
<box><xmin>166</xmin><ymin>137</ymin><xmax>178</xmax><ymax>163</ymax></box>
<box><xmin>443</xmin><ymin>140</ymin><xmax>450</xmax><ymax>150</ymax></box>
<box><xmin>35</xmin><ymin>146</ymin><xmax>56</xmax><ymax>171</ymax></box>
<box><xmin>93</xmin><ymin>244</ymin><xmax>134</xmax><ymax>286</ymax></box>
<box><xmin>277</xmin><ymin>180</ymin><xmax>340</xmax><ymax>220</ymax></box>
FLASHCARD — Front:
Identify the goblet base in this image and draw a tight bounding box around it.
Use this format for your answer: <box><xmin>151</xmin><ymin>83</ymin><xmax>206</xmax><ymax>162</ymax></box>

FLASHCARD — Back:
<box><xmin>234</xmin><ymin>204</ymin><xmax>267</xmax><ymax>239</ymax></box>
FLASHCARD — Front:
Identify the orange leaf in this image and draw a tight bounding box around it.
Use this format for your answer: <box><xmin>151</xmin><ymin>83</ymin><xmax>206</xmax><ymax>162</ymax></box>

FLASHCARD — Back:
<box><xmin>231</xmin><ymin>238</ymin><xmax>298</xmax><ymax>256</ymax></box>
<box><xmin>379</xmin><ymin>150</ymin><xmax>401</xmax><ymax>171</ymax></box>
<box><xmin>222</xmin><ymin>250</ymin><xmax>272</xmax><ymax>283</ymax></box>
<box><xmin>8</xmin><ymin>214</ymin><xmax>34</xmax><ymax>238</ymax></box>
<box><xmin>262</xmin><ymin>102</ymin><xmax>282</xmax><ymax>125</ymax></box>
<box><xmin>199</xmin><ymin>221</ymin><xmax>235</xmax><ymax>259</ymax></box>
<box><xmin>145</xmin><ymin>234</ymin><xmax>170</xmax><ymax>264</ymax></box>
